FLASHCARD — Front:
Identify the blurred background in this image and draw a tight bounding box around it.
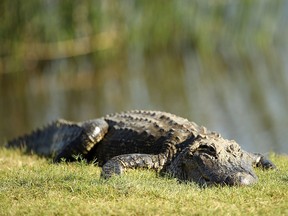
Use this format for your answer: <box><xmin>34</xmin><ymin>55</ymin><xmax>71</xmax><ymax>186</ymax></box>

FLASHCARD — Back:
<box><xmin>1</xmin><ymin>0</ymin><xmax>288</xmax><ymax>154</ymax></box>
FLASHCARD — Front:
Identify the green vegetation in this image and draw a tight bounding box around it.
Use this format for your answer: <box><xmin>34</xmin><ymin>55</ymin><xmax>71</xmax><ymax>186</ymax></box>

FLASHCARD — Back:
<box><xmin>0</xmin><ymin>148</ymin><xmax>287</xmax><ymax>215</ymax></box>
<box><xmin>1</xmin><ymin>0</ymin><xmax>285</xmax><ymax>73</ymax></box>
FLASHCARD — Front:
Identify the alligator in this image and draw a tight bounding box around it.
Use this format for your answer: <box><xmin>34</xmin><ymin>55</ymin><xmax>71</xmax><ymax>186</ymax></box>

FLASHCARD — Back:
<box><xmin>6</xmin><ymin>110</ymin><xmax>276</xmax><ymax>186</ymax></box>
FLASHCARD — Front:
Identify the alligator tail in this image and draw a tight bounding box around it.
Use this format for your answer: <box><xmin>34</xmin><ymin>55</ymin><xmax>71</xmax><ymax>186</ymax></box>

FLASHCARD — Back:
<box><xmin>6</xmin><ymin>119</ymin><xmax>83</xmax><ymax>158</ymax></box>
<box><xmin>6</xmin><ymin>118</ymin><xmax>109</xmax><ymax>161</ymax></box>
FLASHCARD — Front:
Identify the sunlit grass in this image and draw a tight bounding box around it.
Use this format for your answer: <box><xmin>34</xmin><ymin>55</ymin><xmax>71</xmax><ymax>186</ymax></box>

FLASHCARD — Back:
<box><xmin>0</xmin><ymin>148</ymin><xmax>287</xmax><ymax>215</ymax></box>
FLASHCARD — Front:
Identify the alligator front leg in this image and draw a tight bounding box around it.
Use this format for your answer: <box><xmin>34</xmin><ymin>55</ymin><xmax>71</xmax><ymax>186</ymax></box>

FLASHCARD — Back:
<box><xmin>101</xmin><ymin>154</ymin><xmax>167</xmax><ymax>178</ymax></box>
<box><xmin>245</xmin><ymin>152</ymin><xmax>276</xmax><ymax>169</ymax></box>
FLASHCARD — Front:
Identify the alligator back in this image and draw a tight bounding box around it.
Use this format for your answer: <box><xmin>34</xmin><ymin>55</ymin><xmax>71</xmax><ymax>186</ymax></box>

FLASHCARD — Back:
<box><xmin>88</xmin><ymin>110</ymin><xmax>211</xmax><ymax>165</ymax></box>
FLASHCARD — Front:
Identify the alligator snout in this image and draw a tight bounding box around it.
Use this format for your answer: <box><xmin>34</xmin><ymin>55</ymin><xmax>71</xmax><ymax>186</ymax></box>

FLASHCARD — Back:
<box><xmin>224</xmin><ymin>172</ymin><xmax>258</xmax><ymax>186</ymax></box>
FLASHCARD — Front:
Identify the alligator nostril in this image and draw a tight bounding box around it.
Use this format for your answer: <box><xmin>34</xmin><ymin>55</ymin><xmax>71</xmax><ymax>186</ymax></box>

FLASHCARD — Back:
<box><xmin>238</xmin><ymin>174</ymin><xmax>257</xmax><ymax>186</ymax></box>
<box><xmin>225</xmin><ymin>172</ymin><xmax>258</xmax><ymax>186</ymax></box>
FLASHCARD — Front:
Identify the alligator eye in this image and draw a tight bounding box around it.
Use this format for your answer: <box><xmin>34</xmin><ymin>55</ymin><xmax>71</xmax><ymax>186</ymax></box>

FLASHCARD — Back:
<box><xmin>197</xmin><ymin>145</ymin><xmax>217</xmax><ymax>157</ymax></box>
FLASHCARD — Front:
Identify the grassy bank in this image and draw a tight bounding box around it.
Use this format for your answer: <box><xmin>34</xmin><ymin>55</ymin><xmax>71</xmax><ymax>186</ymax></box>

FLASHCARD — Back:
<box><xmin>0</xmin><ymin>148</ymin><xmax>287</xmax><ymax>215</ymax></box>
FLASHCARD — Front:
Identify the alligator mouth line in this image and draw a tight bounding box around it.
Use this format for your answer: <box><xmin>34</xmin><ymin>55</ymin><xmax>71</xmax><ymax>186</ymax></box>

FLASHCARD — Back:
<box><xmin>198</xmin><ymin>174</ymin><xmax>214</xmax><ymax>186</ymax></box>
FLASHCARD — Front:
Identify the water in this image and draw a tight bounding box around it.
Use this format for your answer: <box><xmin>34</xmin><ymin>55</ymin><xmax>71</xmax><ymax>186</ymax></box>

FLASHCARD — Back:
<box><xmin>1</xmin><ymin>1</ymin><xmax>288</xmax><ymax>154</ymax></box>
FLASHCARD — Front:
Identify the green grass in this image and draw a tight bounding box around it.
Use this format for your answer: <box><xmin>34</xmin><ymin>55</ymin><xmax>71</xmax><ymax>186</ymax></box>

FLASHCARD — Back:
<box><xmin>0</xmin><ymin>148</ymin><xmax>287</xmax><ymax>216</ymax></box>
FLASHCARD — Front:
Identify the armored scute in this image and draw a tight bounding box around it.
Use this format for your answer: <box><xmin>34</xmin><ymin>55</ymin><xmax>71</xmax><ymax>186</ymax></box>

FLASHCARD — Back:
<box><xmin>6</xmin><ymin>110</ymin><xmax>276</xmax><ymax>186</ymax></box>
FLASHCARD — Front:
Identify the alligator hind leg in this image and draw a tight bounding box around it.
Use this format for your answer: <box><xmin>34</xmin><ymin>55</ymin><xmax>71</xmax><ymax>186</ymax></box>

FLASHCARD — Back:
<box><xmin>53</xmin><ymin>119</ymin><xmax>109</xmax><ymax>162</ymax></box>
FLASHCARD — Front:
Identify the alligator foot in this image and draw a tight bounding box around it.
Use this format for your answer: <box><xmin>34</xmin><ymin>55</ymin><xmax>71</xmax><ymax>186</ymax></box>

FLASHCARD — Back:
<box><xmin>253</xmin><ymin>153</ymin><xmax>277</xmax><ymax>169</ymax></box>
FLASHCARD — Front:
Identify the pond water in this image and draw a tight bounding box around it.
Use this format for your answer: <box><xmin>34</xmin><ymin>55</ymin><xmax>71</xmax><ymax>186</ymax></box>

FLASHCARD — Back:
<box><xmin>1</xmin><ymin>50</ymin><xmax>288</xmax><ymax>155</ymax></box>
<box><xmin>1</xmin><ymin>1</ymin><xmax>288</xmax><ymax>155</ymax></box>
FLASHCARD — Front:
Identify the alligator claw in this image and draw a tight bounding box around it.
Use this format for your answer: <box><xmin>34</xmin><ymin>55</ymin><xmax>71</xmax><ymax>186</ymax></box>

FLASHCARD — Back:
<box><xmin>257</xmin><ymin>156</ymin><xmax>277</xmax><ymax>170</ymax></box>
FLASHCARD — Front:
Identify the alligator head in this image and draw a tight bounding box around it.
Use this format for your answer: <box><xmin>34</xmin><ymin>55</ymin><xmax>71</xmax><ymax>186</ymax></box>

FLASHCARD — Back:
<box><xmin>167</xmin><ymin>134</ymin><xmax>258</xmax><ymax>186</ymax></box>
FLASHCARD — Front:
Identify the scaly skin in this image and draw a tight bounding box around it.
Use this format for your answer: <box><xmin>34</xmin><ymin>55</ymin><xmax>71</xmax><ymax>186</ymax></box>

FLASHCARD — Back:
<box><xmin>6</xmin><ymin>110</ymin><xmax>276</xmax><ymax>186</ymax></box>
